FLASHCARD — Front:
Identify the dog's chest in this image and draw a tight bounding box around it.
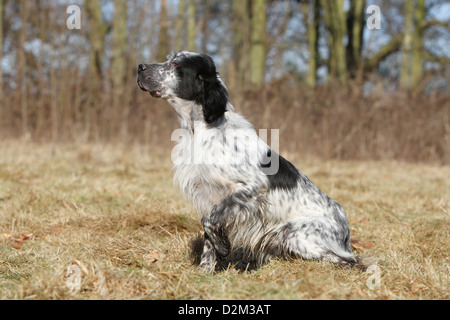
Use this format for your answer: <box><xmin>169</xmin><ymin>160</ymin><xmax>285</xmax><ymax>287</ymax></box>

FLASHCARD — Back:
<box><xmin>172</xmin><ymin>130</ymin><xmax>236</xmax><ymax>216</ymax></box>
<box><xmin>173</xmin><ymin>162</ymin><xmax>235</xmax><ymax>216</ymax></box>
<box><xmin>171</xmin><ymin>119</ymin><xmax>268</xmax><ymax>216</ymax></box>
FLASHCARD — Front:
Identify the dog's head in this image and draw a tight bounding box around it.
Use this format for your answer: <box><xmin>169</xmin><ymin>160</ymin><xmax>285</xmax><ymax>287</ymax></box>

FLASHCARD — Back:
<box><xmin>137</xmin><ymin>51</ymin><xmax>229</xmax><ymax>124</ymax></box>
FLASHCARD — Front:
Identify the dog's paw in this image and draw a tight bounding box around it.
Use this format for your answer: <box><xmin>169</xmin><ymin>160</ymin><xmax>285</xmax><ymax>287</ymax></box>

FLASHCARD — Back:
<box><xmin>214</xmin><ymin>239</ymin><xmax>230</xmax><ymax>257</ymax></box>
<box><xmin>197</xmin><ymin>261</ymin><xmax>215</xmax><ymax>273</ymax></box>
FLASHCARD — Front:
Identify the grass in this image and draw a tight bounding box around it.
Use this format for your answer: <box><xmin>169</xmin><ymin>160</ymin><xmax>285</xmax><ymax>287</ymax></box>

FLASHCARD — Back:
<box><xmin>0</xmin><ymin>141</ymin><xmax>448</xmax><ymax>300</ymax></box>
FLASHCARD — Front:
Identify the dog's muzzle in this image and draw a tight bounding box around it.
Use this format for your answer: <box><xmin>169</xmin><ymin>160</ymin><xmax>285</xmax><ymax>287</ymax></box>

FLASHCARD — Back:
<box><xmin>137</xmin><ymin>64</ymin><xmax>163</xmax><ymax>98</ymax></box>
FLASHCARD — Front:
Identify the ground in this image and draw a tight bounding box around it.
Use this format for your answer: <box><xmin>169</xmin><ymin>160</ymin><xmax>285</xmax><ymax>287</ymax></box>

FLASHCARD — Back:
<box><xmin>0</xmin><ymin>142</ymin><xmax>448</xmax><ymax>299</ymax></box>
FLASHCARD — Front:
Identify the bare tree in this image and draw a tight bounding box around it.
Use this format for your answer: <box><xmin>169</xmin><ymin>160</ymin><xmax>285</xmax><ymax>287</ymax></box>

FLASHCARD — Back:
<box><xmin>400</xmin><ymin>0</ymin><xmax>414</xmax><ymax>89</ymax></box>
<box><xmin>85</xmin><ymin>0</ymin><xmax>108</xmax><ymax>139</ymax></box>
<box><xmin>86</xmin><ymin>0</ymin><xmax>107</xmax><ymax>83</ymax></box>
<box><xmin>301</xmin><ymin>0</ymin><xmax>320</xmax><ymax>87</ymax></box>
<box><xmin>399</xmin><ymin>0</ymin><xmax>445</xmax><ymax>90</ymax></box>
<box><xmin>411</xmin><ymin>0</ymin><xmax>426</xmax><ymax>89</ymax></box>
<box><xmin>35</xmin><ymin>2</ymin><xmax>49</xmax><ymax>138</ymax></box>
<box><xmin>346</xmin><ymin>0</ymin><xmax>365</xmax><ymax>79</ymax></box>
<box><xmin>175</xmin><ymin>0</ymin><xmax>185</xmax><ymax>50</ymax></box>
<box><xmin>250</xmin><ymin>0</ymin><xmax>267</xmax><ymax>87</ymax></box>
<box><xmin>157</xmin><ymin>0</ymin><xmax>170</xmax><ymax>61</ymax></box>
<box><xmin>111</xmin><ymin>0</ymin><xmax>129</xmax><ymax>138</ymax></box>
<box><xmin>232</xmin><ymin>0</ymin><xmax>251</xmax><ymax>89</ymax></box>
<box><xmin>18</xmin><ymin>0</ymin><xmax>30</xmax><ymax>138</ymax></box>
<box><xmin>321</xmin><ymin>0</ymin><xmax>347</xmax><ymax>84</ymax></box>
<box><xmin>201</xmin><ymin>0</ymin><xmax>211</xmax><ymax>53</ymax></box>
<box><xmin>187</xmin><ymin>0</ymin><xmax>196</xmax><ymax>51</ymax></box>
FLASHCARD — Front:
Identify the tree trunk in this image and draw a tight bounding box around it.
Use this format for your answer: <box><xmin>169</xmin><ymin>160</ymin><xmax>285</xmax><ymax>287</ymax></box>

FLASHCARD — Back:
<box><xmin>302</xmin><ymin>0</ymin><xmax>320</xmax><ymax>87</ymax></box>
<box><xmin>111</xmin><ymin>0</ymin><xmax>128</xmax><ymax>139</ymax></box>
<box><xmin>322</xmin><ymin>0</ymin><xmax>347</xmax><ymax>84</ymax></box>
<box><xmin>346</xmin><ymin>0</ymin><xmax>365</xmax><ymax>78</ymax></box>
<box><xmin>157</xmin><ymin>0</ymin><xmax>170</xmax><ymax>61</ymax></box>
<box><xmin>111</xmin><ymin>0</ymin><xmax>127</xmax><ymax>95</ymax></box>
<box><xmin>201</xmin><ymin>0</ymin><xmax>210</xmax><ymax>53</ymax></box>
<box><xmin>411</xmin><ymin>0</ymin><xmax>425</xmax><ymax>89</ymax></box>
<box><xmin>400</xmin><ymin>0</ymin><xmax>414</xmax><ymax>89</ymax></box>
<box><xmin>86</xmin><ymin>0</ymin><xmax>107</xmax><ymax>83</ymax></box>
<box><xmin>250</xmin><ymin>0</ymin><xmax>267</xmax><ymax>87</ymax></box>
<box><xmin>187</xmin><ymin>0</ymin><xmax>196</xmax><ymax>51</ymax></box>
<box><xmin>36</xmin><ymin>4</ymin><xmax>49</xmax><ymax>138</ymax></box>
<box><xmin>18</xmin><ymin>0</ymin><xmax>30</xmax><ymax>138</ymax></box>
<box><xmin>175</xmin><ymin>0</ymin><xmax>185</xmax><ymax>50</ymax></box>
<box><xmin>232</xmin><ymin>0</ymin><xmax>251</xmax><ymax>89</ymax></box>
<box><xmin>49</xmin><ymin>21</ymin><xmax>63</xmax><ymax>143</ymax></box>
<box><xmin>86</xmin><ymin>0</ymin><xmax>107</xmax><ymax>139</ymax></box>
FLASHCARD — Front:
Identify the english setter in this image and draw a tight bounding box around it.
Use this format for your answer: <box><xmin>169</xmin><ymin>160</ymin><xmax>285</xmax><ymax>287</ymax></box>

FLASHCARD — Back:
<box><xmin>137</xmin><ymin>51</ymin><xmax>356</xmax><ymax>271</ymax></box>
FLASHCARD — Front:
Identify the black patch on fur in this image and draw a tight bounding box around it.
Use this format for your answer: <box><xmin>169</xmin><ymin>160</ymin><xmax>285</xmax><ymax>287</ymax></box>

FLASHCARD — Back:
<box><xmin>202</xmin><ymin>79</ymin><xmax>228</xmax><ymax>124</ymax></box>
<box><xmin>189</xmin><ymin>233</ymin><xmax>205</xmax><ymax>265</ymax></box>
<box><xmin>261</xmin><ymin>148</ymin><xmax>300</xmax><ymax>191</ymax></box>
<box><xmin>174</xmin><ymin>53</ymin><xmax>228</xmax><ymax>124</ymax></box>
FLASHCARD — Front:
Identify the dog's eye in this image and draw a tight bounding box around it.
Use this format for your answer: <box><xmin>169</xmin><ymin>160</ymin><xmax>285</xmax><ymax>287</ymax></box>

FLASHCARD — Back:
<box><xmin>171</xmin><ymin>61</ymin><xmax>179</xmax><ymax>67</ymax></box>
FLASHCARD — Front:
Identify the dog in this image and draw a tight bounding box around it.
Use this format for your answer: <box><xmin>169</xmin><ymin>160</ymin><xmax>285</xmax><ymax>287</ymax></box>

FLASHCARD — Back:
<box><xmin>137</xmin><ymin>51</ymin><xmax>356</xmax><ymax>271</ymax></box>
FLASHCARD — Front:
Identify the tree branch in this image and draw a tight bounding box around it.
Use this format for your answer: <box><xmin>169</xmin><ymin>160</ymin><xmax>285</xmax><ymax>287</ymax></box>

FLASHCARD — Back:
<box><xmin>421</xmin><ymin>19</ymin><xmax>450</xmax><ymax>29</ymax></box>
<box><xmin>364</xmin><ymin>34</ymin><xmax>403</xmax><ymax>72</ymax></box>
<box><xmin>423</xmin><ymin>50</ymin><xmax>450</xmax><ymax>65</ymax></box>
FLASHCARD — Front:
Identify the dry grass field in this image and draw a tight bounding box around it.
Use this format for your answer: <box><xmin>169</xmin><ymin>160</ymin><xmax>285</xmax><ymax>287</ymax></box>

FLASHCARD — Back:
<box><xmin>0</xmin><ymin>142</ymin><xmax>448</xmax><ymax>300</ymax></box>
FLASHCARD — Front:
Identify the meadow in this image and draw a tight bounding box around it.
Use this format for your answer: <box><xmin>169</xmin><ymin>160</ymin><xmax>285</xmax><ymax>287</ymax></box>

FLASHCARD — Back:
<box><xmin>0</xmin><ymin>141</ymin><xmax>448</xmax><ymax>300</ymax></box>
<box><xmin>1</xmin><ymin>0</ymin><xmax>449</xmax><ymax>302</ymax></box>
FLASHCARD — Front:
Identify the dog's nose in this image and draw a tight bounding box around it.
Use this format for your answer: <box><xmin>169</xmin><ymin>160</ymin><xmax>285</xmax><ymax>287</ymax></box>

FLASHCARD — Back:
<box><xmin>138</xmin><ymin>64</ymin><xmax>147</xmax><ymax>72</ymax></box>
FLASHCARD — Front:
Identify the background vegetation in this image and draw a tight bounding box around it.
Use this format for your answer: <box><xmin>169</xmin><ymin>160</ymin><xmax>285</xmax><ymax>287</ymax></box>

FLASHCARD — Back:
<box><xmin>0</xmin><ymin>0</ymin><xmax>449</xmax><ymax>162</ymax></box>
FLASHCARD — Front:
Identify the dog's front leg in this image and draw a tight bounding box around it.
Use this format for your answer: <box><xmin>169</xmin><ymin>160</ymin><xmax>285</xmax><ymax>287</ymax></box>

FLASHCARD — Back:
<box><xmin>199</xmin><ymin>191</ymin><xmax>258</xmax><ymax>272</ymax></box>
<box><xmin>201</xmin><ymin>213</ymin><xmax>231</xmax><ymax>258</ymax></box>
<box><xmin>198</xmin><ymin>213</ymin><xmax>230</xmax><ymax>272</ymax></box>
<box><xmin>197</xmin><ymin>198</ymin><xmax>235</xmax><ymax>272</ymax></box>
<box><xmin>198</xmin><ymin>233</ymin><xmax>218</xmax><ymax>272</ymax></box>
<box><xmin>201</xmin><ymin>192</ymin><xmax>252</xmax><ymax>258</ymax></box>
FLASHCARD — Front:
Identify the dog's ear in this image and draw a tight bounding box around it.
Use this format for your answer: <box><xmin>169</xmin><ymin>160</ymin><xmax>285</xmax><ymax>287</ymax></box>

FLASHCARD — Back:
<box><xmin>202</xmin><ymin>78</ymin><xmax>229</xmax><ymax>124</ymax></box>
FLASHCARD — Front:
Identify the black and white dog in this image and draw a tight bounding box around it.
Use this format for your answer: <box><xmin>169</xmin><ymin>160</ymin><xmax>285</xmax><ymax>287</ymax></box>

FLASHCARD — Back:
<box><xmin>137</xmin><ymin>51</ymin><xmax>355</xmax><ymax>271</ymax></box>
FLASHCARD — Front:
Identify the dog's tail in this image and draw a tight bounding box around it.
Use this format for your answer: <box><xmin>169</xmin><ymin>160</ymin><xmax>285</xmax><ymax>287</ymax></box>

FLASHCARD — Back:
<box><xmin>327</xmin><ymin>245</ymin><xmax>357</xmax><ymax>264</ymax></box>
<box><xmin>352</xmin><ymin>255</ymin><xmax>380</xmax><ymax>271</ymax></box>
<box><xmin>336</xmin><ymin>253</ymin><xmax>379</xmax><ymax>271</ymax></box>
<box><xmin>328</xmin><ymin>245</ymin><xmax>379</xmax><ymax>271</ymax></box>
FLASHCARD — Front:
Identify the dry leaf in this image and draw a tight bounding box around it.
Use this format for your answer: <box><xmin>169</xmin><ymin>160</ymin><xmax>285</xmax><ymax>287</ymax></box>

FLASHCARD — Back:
<box><xmin>21</xmin><ymin>233</ymin><xmax>33</xmax><ymax>240</ymax></box>
<box><xmin>6</xmin><ymin>233</ymin><xmax>33</xmax><ymax>250</ymax></box>
<box><xmin>362</xmin><ymin>242</ymin><xmax>374</xmax><ymax>249</ymax></box>
<box><xmin>143</xmin><ymin>250</ymin><xmax>163</xmax><ymax>265</ymax></box>
<box><xmin>9</xmin><ymin>236</ymin><xmax>24</xmax><ymax>243</ymax></box>
<box><xmin>351</xmin><ymin>239</ymin><xmax>374</xmax><ymax>251</ymax></box>
<box><xmin>9</xmin><ymin>236</ymin><xmax>24</xmax><ymax>249</ymax></box>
